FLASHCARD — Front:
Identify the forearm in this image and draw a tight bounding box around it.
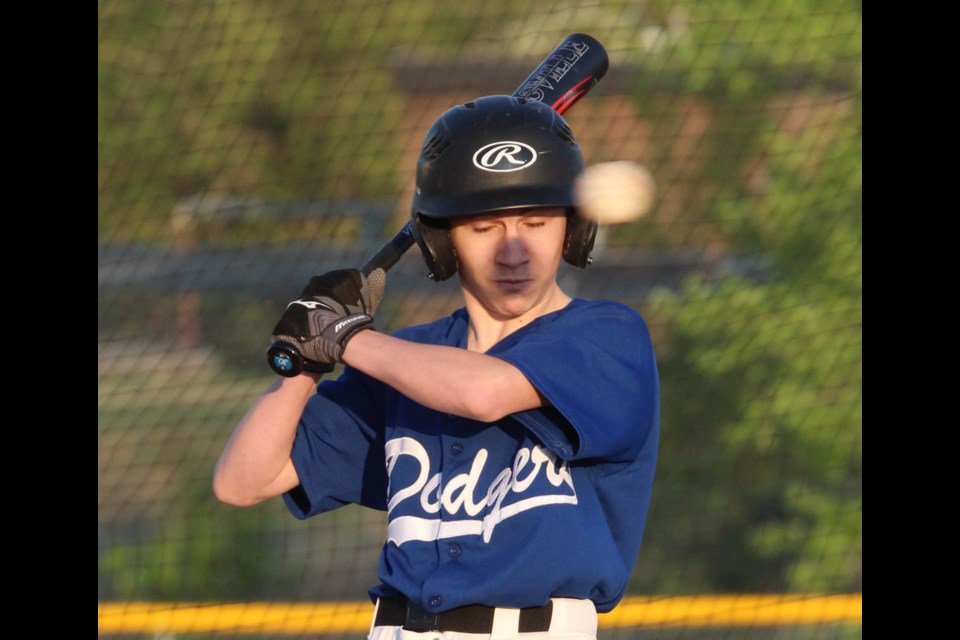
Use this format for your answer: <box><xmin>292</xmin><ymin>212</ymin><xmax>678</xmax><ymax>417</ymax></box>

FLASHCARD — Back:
<box><xmin>342</xmin><ymin>330</ymin><xmax>542</xmax><ymax>422</ymax></box>
<box><xmin>213</xmin><ymin>373</ymin><xmax>319</xmax><ymax>506</ymax></box>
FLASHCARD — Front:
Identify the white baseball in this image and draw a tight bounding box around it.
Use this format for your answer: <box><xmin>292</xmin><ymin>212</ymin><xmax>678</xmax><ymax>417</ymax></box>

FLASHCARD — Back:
<box><xmin>574</xmin><ymin>161</ymin><xmax>656</xmax><ymax>224</ymax></box>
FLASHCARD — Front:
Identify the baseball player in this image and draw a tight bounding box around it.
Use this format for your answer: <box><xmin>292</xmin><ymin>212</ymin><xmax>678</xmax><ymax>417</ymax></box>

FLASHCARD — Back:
<box><xmin>214</xmin><ymin>95</ymin><xmax>660</xmax><ymax>640</ymax></box>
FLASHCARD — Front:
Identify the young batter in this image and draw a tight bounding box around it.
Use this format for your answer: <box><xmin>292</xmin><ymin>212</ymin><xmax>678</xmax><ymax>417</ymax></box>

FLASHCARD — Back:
<box><xmin>214</xmin><ymin>95</ymin><xmax>660</xmax><ymax>639</ymax></box>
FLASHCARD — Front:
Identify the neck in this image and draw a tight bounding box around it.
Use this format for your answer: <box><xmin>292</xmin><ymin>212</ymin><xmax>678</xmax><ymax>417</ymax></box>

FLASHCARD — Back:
<box><xmin>461</xmin><ymin>284</ymin><xmax>571</xmax><ymax>353</ymax></box>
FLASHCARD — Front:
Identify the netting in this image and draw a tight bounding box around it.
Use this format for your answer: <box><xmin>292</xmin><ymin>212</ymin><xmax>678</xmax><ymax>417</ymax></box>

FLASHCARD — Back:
<box><xmin>99</xmin><ymin>1</ymin><xmax>862</xmax><ymax>637</ymax></box>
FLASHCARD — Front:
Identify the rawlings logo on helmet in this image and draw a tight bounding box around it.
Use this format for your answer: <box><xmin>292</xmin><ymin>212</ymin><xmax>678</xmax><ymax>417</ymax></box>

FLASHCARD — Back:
<box><xmin>472</xmin><ymin>141</ymin><xmax>538</xmax><ymax>172</ymax></box>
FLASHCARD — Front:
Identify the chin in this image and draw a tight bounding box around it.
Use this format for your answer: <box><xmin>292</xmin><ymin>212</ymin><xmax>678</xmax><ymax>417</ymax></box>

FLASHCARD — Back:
<box><xmin>494</xmin><ymin>299</ymin><xmax>540</xmax><ymax>320</ymax></box>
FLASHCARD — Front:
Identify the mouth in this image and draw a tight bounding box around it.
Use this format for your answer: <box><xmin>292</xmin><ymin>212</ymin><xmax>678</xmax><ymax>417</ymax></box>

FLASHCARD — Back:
<box><xmin>494</xmin><ymin>278</ymin><xmax>532</xmax><ymax>291</ymax></box>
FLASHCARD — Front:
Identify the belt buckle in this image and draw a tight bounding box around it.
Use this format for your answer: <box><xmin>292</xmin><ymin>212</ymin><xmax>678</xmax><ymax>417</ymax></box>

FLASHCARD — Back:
<box><xmin>404</xmin><ymin>602</ymin><xmax>440</xmax><ymax>632</ymax></box>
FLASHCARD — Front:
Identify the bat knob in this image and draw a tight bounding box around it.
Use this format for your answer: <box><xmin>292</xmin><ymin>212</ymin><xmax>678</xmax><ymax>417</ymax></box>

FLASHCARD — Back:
<box><xmin>267</xmin><ymin>341</ymin><xmax>336</xmax><ymax>377</ymax></box>
<box><xmin>267</xmin><ymin>341</ymin><xmax>304</xmax><ymax>377</ymax></box>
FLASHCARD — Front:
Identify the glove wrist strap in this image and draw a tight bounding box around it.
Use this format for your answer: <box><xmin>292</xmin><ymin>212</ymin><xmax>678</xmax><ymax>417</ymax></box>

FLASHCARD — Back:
<box><xmin>326</xmin><ymin>313</ymin><xmax>375</xmax><ymax>361</ymax></box>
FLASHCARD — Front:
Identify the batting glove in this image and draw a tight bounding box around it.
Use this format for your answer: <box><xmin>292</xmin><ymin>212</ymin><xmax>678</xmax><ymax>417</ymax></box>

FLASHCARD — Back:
<box><xmin>291</xmin><ymin>268</ymin><xmax>385</xmax><ymax>316</ymax></box>
<box><xmin>271</xmin><ymin>269</ymin><xmax>384</xmax><ymax>366</ymax></box>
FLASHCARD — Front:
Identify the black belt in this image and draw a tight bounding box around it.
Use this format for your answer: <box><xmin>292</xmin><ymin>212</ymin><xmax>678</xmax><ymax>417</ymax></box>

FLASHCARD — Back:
<box><xmin>374</xmin><ymin>596</ymin><xmax>554</xmax><ymax>633</ymax></box>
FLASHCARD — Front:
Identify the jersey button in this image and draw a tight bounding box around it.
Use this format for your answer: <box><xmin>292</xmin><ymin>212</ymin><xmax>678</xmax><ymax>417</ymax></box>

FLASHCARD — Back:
<box><xmin>447</xmin><ymin>543</ymin><xmax>462</xmax><ymax>558</ymax></box>
<box><xmin>428</xmin><ymin>593</ymin><xmax>443</xmax><ymax>608</ymax></box>
<box><xmin>450</xmin><ymin>442</ymin><xmax>464</xmax><ymax>455</ymax></box>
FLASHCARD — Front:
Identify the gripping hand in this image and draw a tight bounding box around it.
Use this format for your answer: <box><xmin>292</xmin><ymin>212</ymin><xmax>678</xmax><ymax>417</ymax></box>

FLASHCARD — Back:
<box><xmin>267</xmin><ymin>269</ymin><xmax>385</xmax><ymax>376</ymax></box>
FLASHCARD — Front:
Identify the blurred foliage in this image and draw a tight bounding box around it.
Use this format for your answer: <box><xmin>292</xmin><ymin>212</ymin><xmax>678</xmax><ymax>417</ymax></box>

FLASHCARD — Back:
<box><xmin>640</xmin><ymin>98</ymin><xmax>861</xmax><ymax>593</ymax></box>
<box><xmin>101</xmin><ymin>483</ymin><xmax>292</xmax><ymax>600</ymax></box>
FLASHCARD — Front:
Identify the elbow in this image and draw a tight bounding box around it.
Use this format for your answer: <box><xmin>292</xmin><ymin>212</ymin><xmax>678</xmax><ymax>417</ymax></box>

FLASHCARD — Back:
<box><xmin>452</xmin><ymin>360</ymin><xmax>542</xmax><ymax>422</ymax></box>
<box><xmin>212</xmin><ymin>470</ymin><xmax>264</xmax><ymax>508</ymax></box>
<box><xmin>459</xmin><ymin>388</ymin><xmax>511</xmax><ymax>423</ymax></box>
<box><xmin>456</xmin><ymin>368</ymin><xmax>540</xmax><ymax>423</ymax></box>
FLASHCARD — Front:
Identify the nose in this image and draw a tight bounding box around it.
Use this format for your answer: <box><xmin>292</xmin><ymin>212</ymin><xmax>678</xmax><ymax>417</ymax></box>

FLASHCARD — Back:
<box><xmin>495</xmin><ymin>227</ymin><xmax>529</xmax><ymax>268</ymax></box>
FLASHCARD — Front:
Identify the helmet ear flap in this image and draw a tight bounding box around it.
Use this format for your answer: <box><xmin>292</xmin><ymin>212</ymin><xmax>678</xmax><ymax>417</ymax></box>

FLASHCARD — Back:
<box><xmin>563</xmin><ymin>210</ymin><xmax>597</xmax><ymax>268</ymax></box>
<box><xmin>412</xmin><ymin>214</ymin><xmax>459</xmax><ymax>282</ymax></box>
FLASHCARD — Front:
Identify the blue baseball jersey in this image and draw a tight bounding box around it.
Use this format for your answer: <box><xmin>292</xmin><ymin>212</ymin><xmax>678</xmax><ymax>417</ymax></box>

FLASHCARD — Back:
<box><xmin>284</xmin><ymin>298</ymin><xmax>659</xmax><ymax>614</ymax></box>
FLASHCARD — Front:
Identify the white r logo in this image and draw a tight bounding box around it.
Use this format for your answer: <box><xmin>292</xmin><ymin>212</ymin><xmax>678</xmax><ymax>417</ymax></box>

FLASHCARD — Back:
<box><xmin>472</xmin><ymin>141</ymin><xmax>538</xmax><ymax>172</ymax></box>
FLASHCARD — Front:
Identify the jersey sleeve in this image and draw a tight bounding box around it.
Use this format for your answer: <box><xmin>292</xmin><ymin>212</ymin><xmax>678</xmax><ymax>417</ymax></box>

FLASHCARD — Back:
<box><xmin>283</xmin><ymin>365</ymin><xmax>389</xmax><ymax>519</ymax></box>
<box><xmin>491</xmin><ymin>300</ymin><xmax>659</xmax><ymax>463</ymax></box>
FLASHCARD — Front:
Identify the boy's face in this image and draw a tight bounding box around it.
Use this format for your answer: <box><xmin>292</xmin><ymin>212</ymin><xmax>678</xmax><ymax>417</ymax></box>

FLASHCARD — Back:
<box><xmin>449</xmin><ymin>207</ymin><xmax>567</xmax><ymax>322</ymax></box>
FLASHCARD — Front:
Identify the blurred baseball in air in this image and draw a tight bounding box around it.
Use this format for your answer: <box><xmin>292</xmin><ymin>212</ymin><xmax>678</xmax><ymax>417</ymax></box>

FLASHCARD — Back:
<box><xmin>574</xmin><ymin>161</ymin><xmax>656</xmax><ymax>224</ymax></box>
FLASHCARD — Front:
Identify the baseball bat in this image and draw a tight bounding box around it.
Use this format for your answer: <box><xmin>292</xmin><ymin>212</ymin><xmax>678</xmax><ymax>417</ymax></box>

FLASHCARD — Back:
<box><xmin>268</xmin><ymin>33</ymin><xmax>608</xmax><ymax>376</ymax></box>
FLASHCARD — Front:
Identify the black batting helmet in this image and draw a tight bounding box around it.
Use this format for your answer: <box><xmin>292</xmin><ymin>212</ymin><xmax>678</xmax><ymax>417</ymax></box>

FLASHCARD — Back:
<box><xmin>411</xmin><ymin>95</ymin><xmax>597</xmax><ymax>281</ymax></box>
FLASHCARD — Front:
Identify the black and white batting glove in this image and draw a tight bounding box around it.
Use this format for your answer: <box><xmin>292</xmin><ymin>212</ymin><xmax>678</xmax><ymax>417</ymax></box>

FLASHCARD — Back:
<box><xmin>270</xmin><ymin>269</ymin><xmax>384</xmax><ymax>367</ymax></box>
<box><xmin>271</xmin><ymin>302</ymin><xmax>373</xmax><ymax>365</ymax></box>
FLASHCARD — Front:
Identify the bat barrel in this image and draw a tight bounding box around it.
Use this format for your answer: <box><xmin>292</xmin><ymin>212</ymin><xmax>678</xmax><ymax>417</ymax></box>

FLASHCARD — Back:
<box><xmin>511</xmin><ymin>33</ymin><xmax>608</xmax><ymax>115</ymax></box>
